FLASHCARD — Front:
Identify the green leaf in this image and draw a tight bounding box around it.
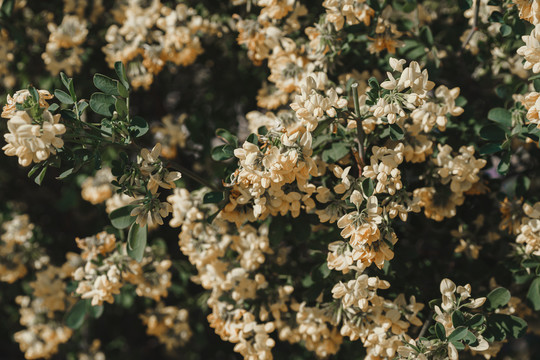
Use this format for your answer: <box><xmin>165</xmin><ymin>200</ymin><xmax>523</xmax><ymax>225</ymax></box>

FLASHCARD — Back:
<box><xmin>129</xmin><ymin>116</ymin><xmax>148</xmax><ymax>138</ymax></box>
<box><xmin>54</xmin><ymin>89</ymin><xmax>74</xmax><ymax>105</ymax></box>
<box><xmin>211</xmin><ymin>144</ymin><xmax>235</xmax><ymax>161</ymax></box>
<box><xmin>368</xmin><ymin>77</ymin><xmax>379</xmax><ymax>91</ymax></box>
<box><xmin>322</xmin><ymin>142</ymin><xmax>350</xmax><ymax>163</ymax></box>
<box><xmin>389</xmin><ymin>124</ymin><xmax>405</xmax><ymax>140</ymax></box>
<box><xmin>451</xmin><ymin>340</ymin><xmax>465</xmax><ymax>350</ymax></box>
<box><xmin>500</xmin><ymin>24</ymin><xmax>512</xmax><ymax>37</ymax></box>
<box><xmin>0</xmin><ymin>0</ymin><xmax>15</xmax><ymax>17</ymax></box>
<box><xmin>522</xmin><ymin>258</ymin><xmax>540</xmax><ymax>268</ymax></box>
<box><xmin>60</xmin><ymin>72</ymin><xmax>71</xmax><ymax>90</ymax></box>
<box><xmin>28</xmin><ymin>163</ymin><xmax>43</xmax><ymax>179</ymax></box>
<box><xmin>48</xmin><ymin>103</ymin><xmax>59</xmax><ymax>112</ymax></box>
<box><xmin>463</xmin><ymin>330</ymin><xmax>478</xmax><ymax>346</ymax></box>
<box><xmin>448</xmin><ymin>326</ymin><xmax>468</xmax><ymax>342</ymax></box>
<box><xmin>497</xmin><ymin>152</ymin><xmax>511</xmax><ymax>175</ymax></box>
<box><xmin>312</xmin><ymin>262</ymin><xmax>331</xmax><ymax>282</ymax></box>
<box><xmin>488</xmin><ymin>314</ymin><xmax>527</xmax><ymax>339</ymax></box>
<box><xmin>35</xmin><ymin>166</ymin><xmax>47</xmax><ymax>185</ymax></box>
<box><xmin>117</xmin><ymin>81</ymin><xmax>129</xmax><ymax>98</ymax></box>
<box><xmin>246</xmin><ymin>133</ymin><xmax>258</xmax><ymax>145</ymax></box>
<box><xmin>90</xmin><ymin>93</ymin><xmax>116</xmax><ymax>117</ymax></box>
<box><xmin>115</xmin><ymin>98</ymin><xmax>128</xmax><ymax>118</ymax></box>
<box><xmin>216</xmin><ymin>128</ymin><xmax>238</xmax><ymax>147</ymax></box>
<box><xmin>29</xmin><ymin>86</ymin><xmax>39</xmax><ymax>102</ymax></box>
<box><xmin>406</xmin><ymin>45</ymin><xmax>427</xmax><ymax>59</ymax></box>
<box><xmin>361</xmin><ymin>178</ymin><xmax>374</xmax><ymax>197</ymax></box>
<box><xmin>479</xmin><ymin>143</ymin><xmax>502</xmax><ymax>155</ymax></box>
<box><xmin>109</xmin><ymin>205</ymin><xmax>137</xmax><ymax>229</ymax></box>
<box><xmin>203</xmin><ymin>191</ymin><xmax>225</xmax><ymax>204</ymax></box>
<box><xmin>465</xmin><ymin>314</ymin><xmax>485</xmax><ymax>328</ymax></box>
<box><xmin>65</xmin><ymin>300</ymin><xmax>87</xmax><ymax>329</ymax></box>
<box><xmin>78</xmin><ymin>100</ymin><xmax>89</xmax><ymax>115</ymax></box>
<box><xmin>480</xmin><ymin>124</ymin><xmax>506</xmax><ymax>142</ymax></box>
<box><xmin>68</xmin><ymin>79</ymin><xmax>76</xmax><ymax>100</ymax></box>
<box><xmin>420</xmin><ymin>26</ymin><xmax>433</xmax><ymax>46</ymax></box>
<box><xmin>527</xmin><ymin>277</ymin><xmax>540</xmax><ymax>311</ymax></box>
<box><xmin>87</xmin><ymin>303</ymin><xmax>104</xmax><ymax>319</ymax></box>
<box><xmin>56</xmin><ymin>168</ymin><xmax>74</xmax><ymax>180</ymax></box>
<box><xmin>435</xmin><ymin>322</ymin><xmax>446</xmax><ymax>340</ymax></box>
<box><xmin>127</xmin><ymin>223</ymin><xmax>147</xmax><ymax>262</ymax></box>
<box><xmin>93</xmin><ymin>74</ymin><xmax>120</xmax><ymax>96</ymax></box>
<box><xmin>487</xmin><ymin>287</ymin><xmax>511</xmax><ymax>310</ymax></box>
<box><xmin>451</xmin><ymin>310</ymin><xmax>465</xmax><ymax>327</ymax></box>
<box><xmin>114</xmin><ymin>61</ymin><xmax>130</xmax><ymax>90</ymax></box>
<box><xmin>488</xmin><ymin>108</ymin><xmax>512</xmax><ymax>127</ymax></box>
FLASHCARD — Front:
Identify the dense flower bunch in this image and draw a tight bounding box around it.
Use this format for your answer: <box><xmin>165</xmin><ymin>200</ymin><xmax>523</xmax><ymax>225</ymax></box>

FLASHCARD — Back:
<box><xmin>103</xmin><ymin>0</ymin><xmax>223</xmax><ymax>89</ymax></box>
<box><xmin>2</xmin><ymin>0</ymin><xmax>540</xmax><ymax>359</ymax></box>
<box><xmin>1</xmin><ymin>89</ymin><xmax>65</xmax><ymax>167</ymax></box>
<box><xmin>73</xmin><ymin>232</ymin><xmax>173</xmax><ymax>305</ymax></box>
<box><xmin>140</xmin><ymin>303</ymin><xmax>192</xmax><ymax>350</ymax></box>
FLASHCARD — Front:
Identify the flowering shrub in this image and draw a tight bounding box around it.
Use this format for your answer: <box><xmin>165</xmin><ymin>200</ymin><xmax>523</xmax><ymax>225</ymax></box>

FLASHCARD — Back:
<box><xmin>1</xmin><ymin>0</ymin><xmax>540</xmax><ymax>359</ymax></box>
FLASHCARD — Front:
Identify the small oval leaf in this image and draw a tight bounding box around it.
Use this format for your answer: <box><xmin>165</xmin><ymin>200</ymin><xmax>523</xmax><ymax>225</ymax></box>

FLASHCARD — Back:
<box><xmin>127</xmin><ymin>222</ymin><xmax>147</xmax><ymax>262</ymax></box>
<box><xmin>94</xmin><ymin>74</ymin><xmax>120</xmax><ymax>96</ymax></box>
<box><xmin>65</xmin><ymin>300</ymin><xmax>87</xmax><ymax>329</ymax></box>
<box><xmin>109</xmin><ymin>205</ymin><xmax>137</xmax><ymax>229</ymax></box>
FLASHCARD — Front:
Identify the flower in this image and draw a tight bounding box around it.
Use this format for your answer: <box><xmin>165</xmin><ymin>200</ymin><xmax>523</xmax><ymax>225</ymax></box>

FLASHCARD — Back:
<box><xmin>3</xmin><ymin>110</ymin><xmax>65</xmax><ymax>167</ymax></box>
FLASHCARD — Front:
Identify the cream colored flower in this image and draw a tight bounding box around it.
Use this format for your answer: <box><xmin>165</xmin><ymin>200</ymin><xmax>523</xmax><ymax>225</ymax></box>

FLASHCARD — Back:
<box><xmin>3</xmin><ymin>110</ymin><xmax>65</xmax><ymax>167</ymax></box>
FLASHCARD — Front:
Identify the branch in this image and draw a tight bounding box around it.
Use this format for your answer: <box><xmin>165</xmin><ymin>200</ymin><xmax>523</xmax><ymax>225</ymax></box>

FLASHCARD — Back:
<box><xmin>167</xmin><ymin>161</ymin><xmax>222</xmax><ymax>192</ymax></box>
<box><xmin>460</xmin><ymin>0</ymin><xmax>481</xmax><ymax>53</ymax></box>
<box><xmin>417</xmin><ymin>310</ymin><xmax>434</xmax><ymax>339</ymax></box>
<box><xmin>351</xmin><ymin>83</ymin><xmax>366</xmax><ymax>170</ymax></box>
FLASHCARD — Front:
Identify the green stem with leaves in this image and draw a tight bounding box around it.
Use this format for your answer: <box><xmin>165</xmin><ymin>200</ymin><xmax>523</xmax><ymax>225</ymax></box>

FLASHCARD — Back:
<box><xmin>352</xmin><ymin>83</ymin><xmax>366</xmax><ymax>167</ymax></box>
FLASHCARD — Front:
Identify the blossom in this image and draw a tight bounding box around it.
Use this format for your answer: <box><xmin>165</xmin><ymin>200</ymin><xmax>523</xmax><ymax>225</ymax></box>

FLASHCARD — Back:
<box><xmin>363</xmin><ymin>144</ymin><xmax>404</xmax><ymax>195</ymax></box>
<box><xmin>2</xmin><ymin>89</ymin><xmax>54</xmax><ymax>119</ymax></box>
<box><xmin>3</xmin><ymin>110</ymin><xmax>66</xmax><ymax>167</ymax></box>
<box><xmin>140</xmin><ymin>303</ymin><xmax>192</xmax><ymax>350</ymax></box>
<box><xmin>518</xmin><ymin>23</ymin><xmax>540</xmax><ymax>73</ymax></box>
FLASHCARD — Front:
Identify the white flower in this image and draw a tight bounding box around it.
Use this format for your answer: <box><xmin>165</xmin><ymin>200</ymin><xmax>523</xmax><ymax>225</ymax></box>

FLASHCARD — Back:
<box><xmin>3</xmin><ymin>110</ymin><xmax>65</xmax><ymax>167</ymax></box>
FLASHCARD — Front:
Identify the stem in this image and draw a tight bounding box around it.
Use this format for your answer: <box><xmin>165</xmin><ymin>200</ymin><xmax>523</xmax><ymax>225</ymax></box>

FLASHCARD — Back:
<box><xmin>418</xmin><ymin>310</ymin><xmax>434</xmax><ymax>339</ymax></box>
<box><xmin>126</xmin><ymin>96</ymin><xmax>131</xmax><ymax>123</ymax></box>
<box><xmin>167</xmin><ymin>161</ymin><xmax>221</xmax><ymax>192</ymax></box>
<box><xmin>82</xmin><ymin>121</ymin><xmax>111</xmax><ymax>137</ymax></box>
<box><xmin>351</xmin><ymin>83</ymin><xmax>366</xmax><ymax>168</ymax></box>
<box><xmin>460</xmin><ymin>0</ymin><xmax>481</xmax><ymax>53</ymax></box>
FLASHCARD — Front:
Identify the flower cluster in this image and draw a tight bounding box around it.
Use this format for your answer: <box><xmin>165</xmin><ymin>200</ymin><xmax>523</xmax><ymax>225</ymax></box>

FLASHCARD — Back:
<box><xmin>42</xmin><ymin>14</ymin><xmax>88</xmax><ymax>76</ymax></box>
<box><xmin>81</xmin><ymin>167</ymin><xmax>115</xmax><ymax>205</ymax></box>
<box><xmin>223</xmin><ymin>130</ymin><xmax>318</xmax><ymax>225</ymax></box>
<box><xmin>140</xmin><ymin>303</ymin><xmax>192</xmax><ymax>350</ymax></box>
<box><xmin>2</xmin><ymin>89</ymin><xmax>65</xmax><ymax>167</ymax></box>
<box><xmin>397</xmin><ymin>278</ymin><xmax>491</xmax><ymax>360</ymax></box>
<box><xmin>516</xmin><ymin>202</ymin><xmax>540</xmax><ymax>256</ymax></box>
<box><xmin>14</xmin><ymin>265</ymin><xmax>74</xmax><ymax>360</ymax></box>
<box><xmin>333</xmin><ymin>275</ymin><xmax>423</xmax><ymax>358</ymax></box>
<box><xmin>104</xmin><ymin>1</ymin><xmax>222</xmax><ymax>89</ymax></box>
<box><xmin>72</xmin><ymin>232</ymin><xmax>173</xmax><ymax>305</ymax></box>
<box><xmin>0</xmin><ymin>29</ymin><xmax>15</xmax><ymax>88</ymax></box>
<box><xmin>151</xmin><ymin>114</ymin><xmax>189</xmax><ymax>159</ymax></box>
<box><xmin>0</xmin><ymin>214</ymin><xmax>48</xmax><ymax>284</ymax></box>
<box><xmin>413</xmin><ymin>145</ymin><xmax>486</xmax><ymax>222</ymax></box>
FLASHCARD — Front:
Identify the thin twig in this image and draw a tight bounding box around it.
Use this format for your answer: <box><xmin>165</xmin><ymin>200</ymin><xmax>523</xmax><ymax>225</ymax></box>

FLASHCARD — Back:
<box><xmin>417</xmin><ymin>310</ymin><xmax>434</xmax><ymax>339</ymax></box>
<box><xmin>168</xmin><ymin>161</ymin><xmax>221</xmax><ymax>192</ymax></box>
<box><xmin>351</xmin><ymin>83</ymin><xmax>366</xmax><ymax>169</ymax></box>
<box><xmin>460</xmin><ymin>0</ymin><xmax>481</xmax><ymax>54</ymax></box>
